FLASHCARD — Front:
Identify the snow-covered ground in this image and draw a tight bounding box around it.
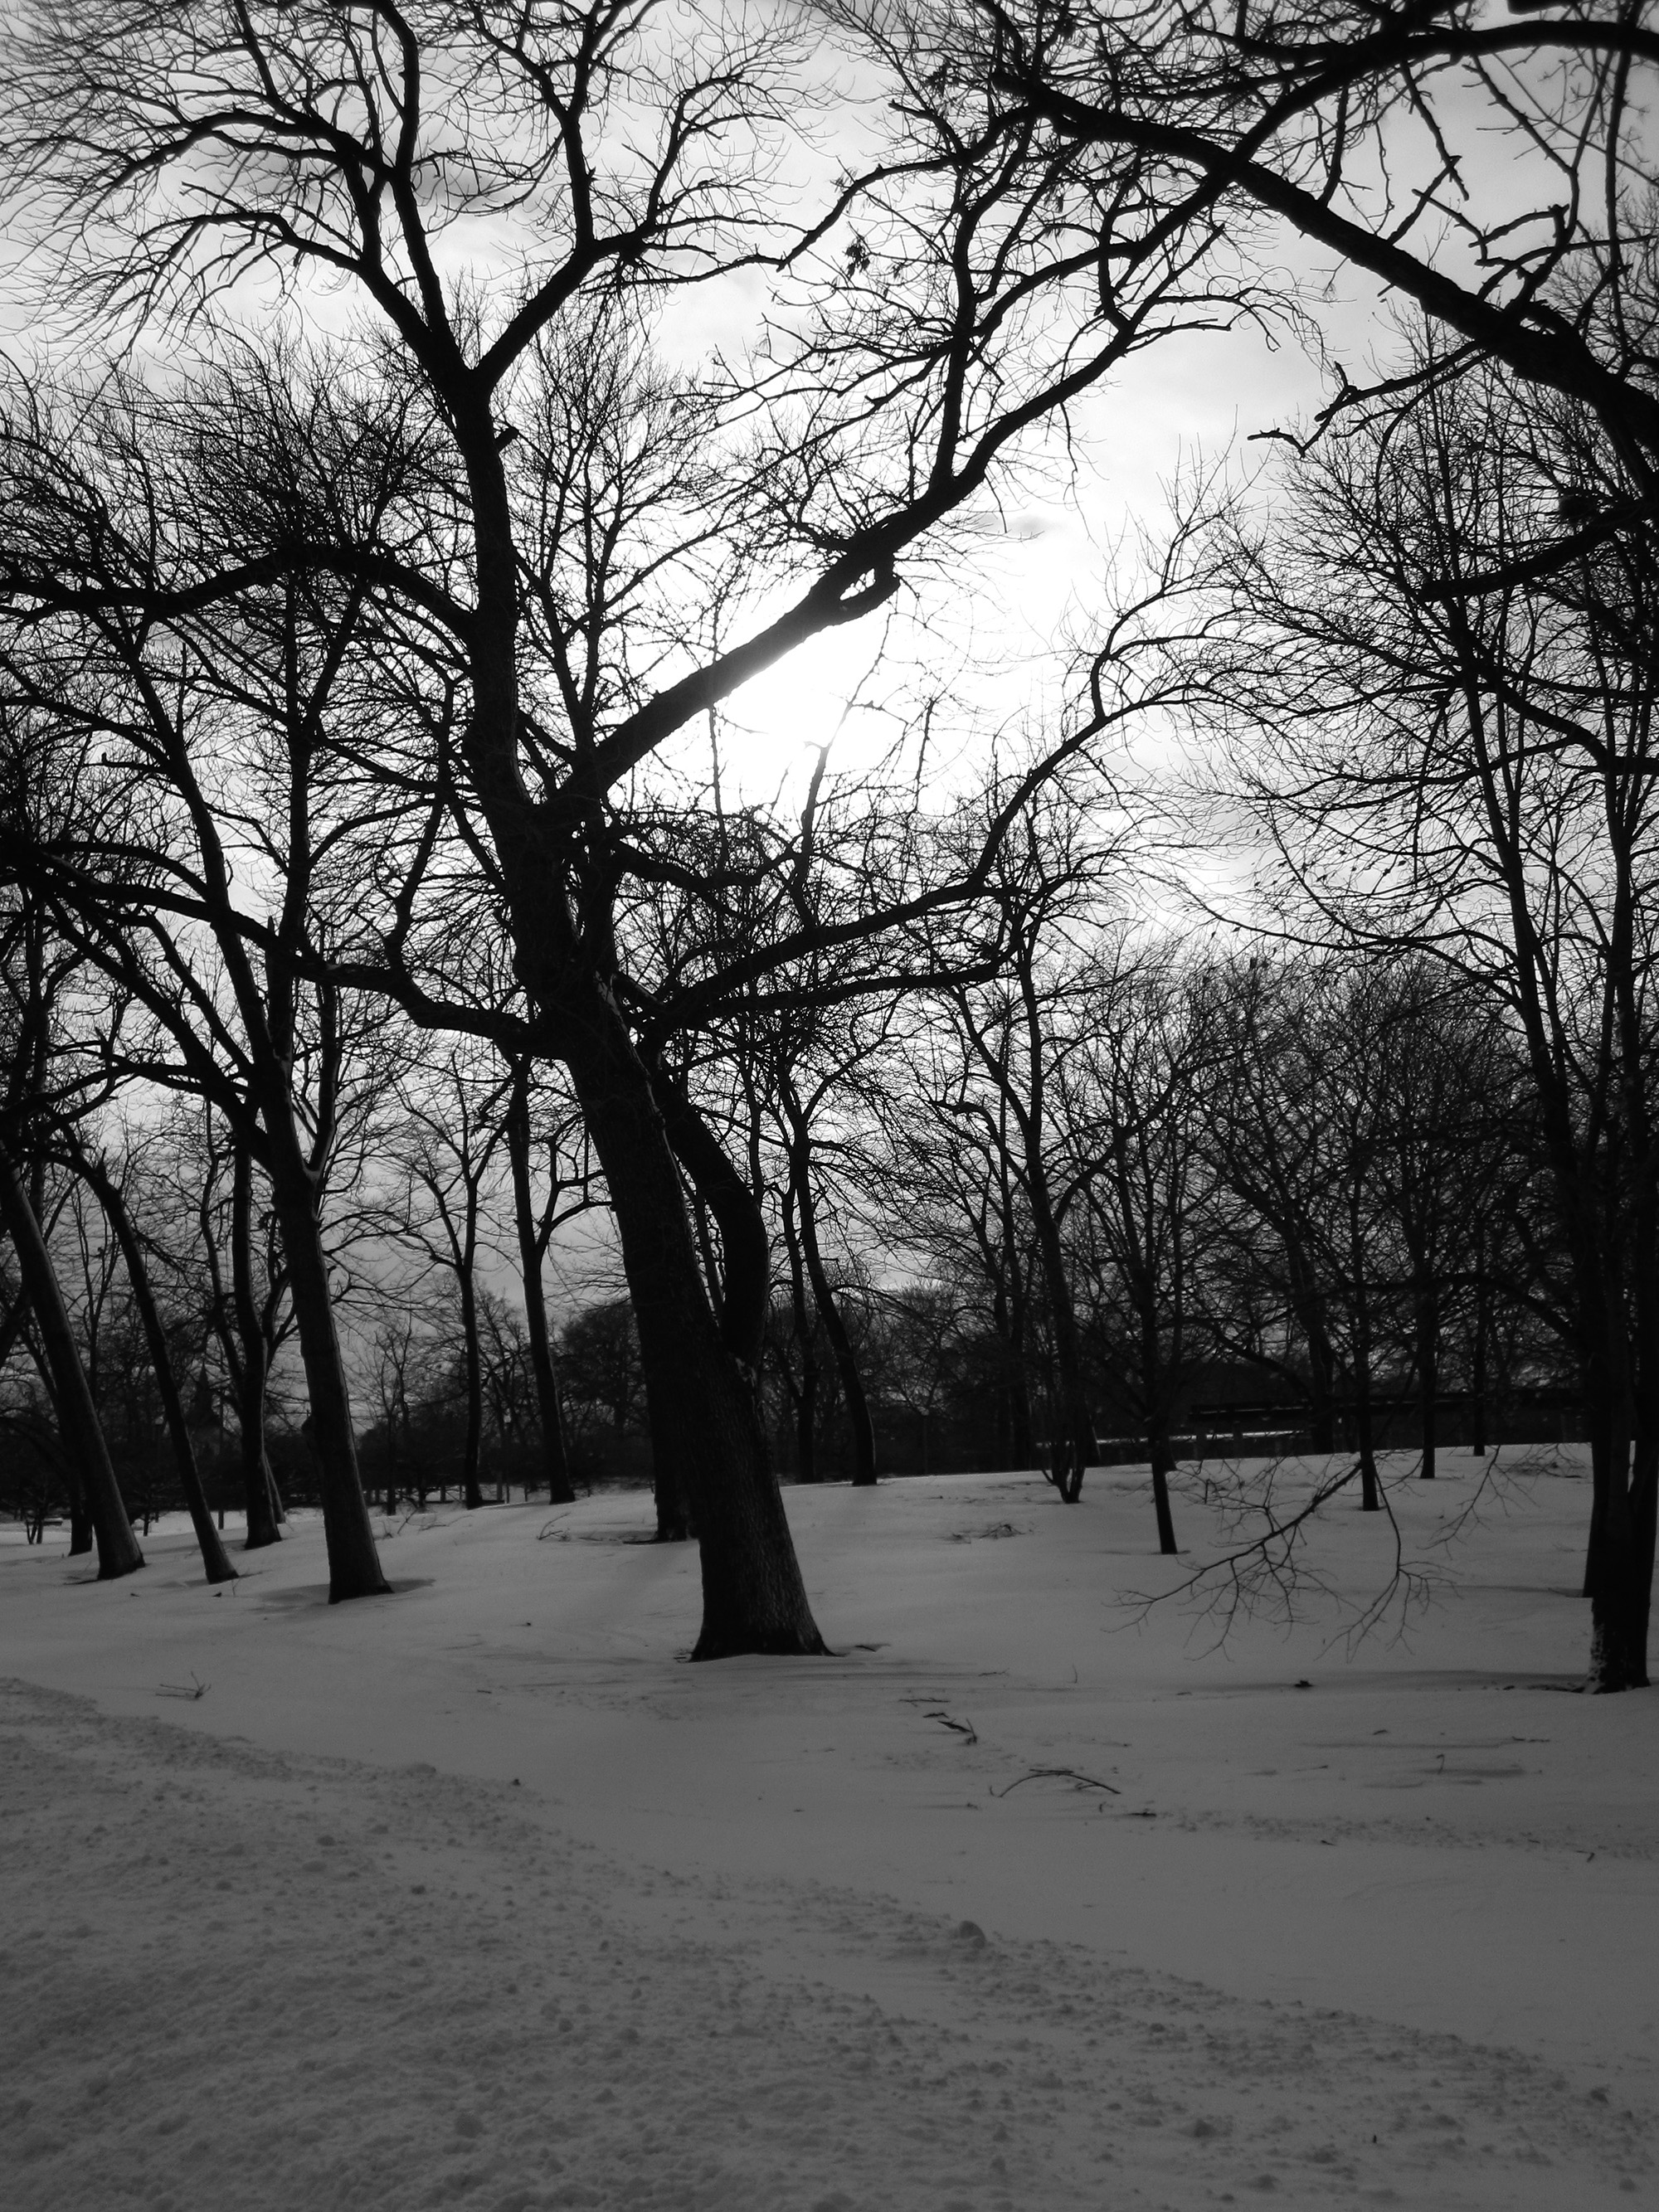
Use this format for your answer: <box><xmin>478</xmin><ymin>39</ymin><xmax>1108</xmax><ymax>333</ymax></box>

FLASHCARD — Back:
<box><xmin>2</xmin><ymin>1451</ymin><xmax>1654</xmax><ymax>2209</ymax></box>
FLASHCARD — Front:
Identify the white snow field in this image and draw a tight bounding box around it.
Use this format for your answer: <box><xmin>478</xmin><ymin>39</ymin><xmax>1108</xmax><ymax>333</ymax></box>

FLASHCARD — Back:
<box><xmin>2</xmin><ymin>1452</ymin><xmax>1655</xmax><ymax>2211</ymax></box>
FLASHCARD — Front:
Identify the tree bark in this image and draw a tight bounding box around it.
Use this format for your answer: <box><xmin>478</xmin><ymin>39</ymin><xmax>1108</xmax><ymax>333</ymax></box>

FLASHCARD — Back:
<box><xmin>78</xmin><ymin>1156</ymin><xmax>237</xmax><ymax>1585</ymax></box>
<box><xmin>66</xmin><ymin>1460</ymin><xmax>94</xmax><ymax>1555</ymax></box>
<box><xmin>563</xmin><ymin>999</ymin><xmax>825</xmax><ymax>1656</ymax></box>
<box><xmin>0</xmin><ymin>1140</ymin><xmax>144</xmax><ymax>1580</ymax></box>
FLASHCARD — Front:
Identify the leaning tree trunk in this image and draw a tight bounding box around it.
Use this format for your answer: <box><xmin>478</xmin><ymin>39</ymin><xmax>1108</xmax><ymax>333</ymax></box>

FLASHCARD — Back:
<box><xmin>256</xmin><ymin>1095</ymin><xmax>388</xmax><ymax>1602</ymax></box>
<box><xmin>0</xmin><ymin>1140</ymin><xmax>144</xmax><ymax>1580</ymax></box>
<box><xmin>505</xmin><ymin>1071</ymin><xmax>575</xmax><ymax>1505</ymax></box>
<box><xmin>230</xmin><ymin>1148</ymin><xmax>281</xmax><ymax>1550</ymax></box>
<box><xmin>84</xmin><ymin>1160</ymin><xmax>236</xmax><ymax>1585</ymax></box>
<box><xmin>564</xmin><ymin>1004</ymin><xmax>825</xmax><ymax>1657</ymax></box>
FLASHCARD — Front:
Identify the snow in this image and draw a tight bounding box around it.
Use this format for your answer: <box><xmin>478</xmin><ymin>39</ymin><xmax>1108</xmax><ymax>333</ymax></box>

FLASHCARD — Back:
<box><xmin>2</xmin><ymin>1452</ymin><xmax>1655</xmax><ymax>2208</ymax></box>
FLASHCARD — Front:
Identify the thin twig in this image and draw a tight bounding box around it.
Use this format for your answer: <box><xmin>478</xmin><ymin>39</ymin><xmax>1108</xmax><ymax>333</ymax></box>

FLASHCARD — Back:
<box><xmin>991</xmin><ymin>1765</ymin><xmax>1120</xmax><ymax>1798</ymax></box>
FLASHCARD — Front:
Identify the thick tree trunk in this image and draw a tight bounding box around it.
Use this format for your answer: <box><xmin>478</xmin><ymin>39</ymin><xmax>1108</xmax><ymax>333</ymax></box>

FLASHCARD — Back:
<box><xmin>1587</xmin><ymin>1424</ymin><xmax>1649</xmax><ymax>1690</ymax></box>
<box><xmin>563</xmin><ymin>1004</ymin><xmax>825</xmax><ymax>1656</ymax></box>
<box><xmin>649</xmin><ymin>1057</ymin><xmax>771</xmax><ymax>1374</ymax></box>
<box><xmin>85</xmin><ymin>1161</ymin><xmax>236</xmax><ymax>1585</ymax></box>
<box><xmin>645</xmin><ymin>1379</ymin><xmax>693</xmax><ymax>1542</ymax></box>
<box><xmin>66</xmin><ymin>1463</ymin><xmax>94</xmax><ymax>1556</ymax></box>
<box><xmin>231</xmin><ymin>1149</ymin><xmax>281</xmax><ymax>1551</ymax></box>
<box><xmin>0</xmin><ymin>1141</ymin><xmax>144</xmax><ymax>1580</ymax></box>
<box><xmin>1581</xmin><ymin>1317</ymin><xmax>1652</xmax><ymax>1689</ymax></box>
<box><xmin>258</xmin><ymin>1096</ymin><xmax>388</xmax><ymax>1602</ymax></box>
<box><xmin>505</xmin><ymin>1070</ymin><xmax>575</xmax><ymax>1505</ymax></box>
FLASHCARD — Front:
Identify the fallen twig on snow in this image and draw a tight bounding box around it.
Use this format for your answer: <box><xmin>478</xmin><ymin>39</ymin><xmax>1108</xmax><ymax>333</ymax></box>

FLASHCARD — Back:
<box><xmin>924</xmin><ymin>1709</ymin><xmax>978</xmax><ymax>1745</ymax></box>
<box><xmin>991</xmin><ymin>1765</ymin><xmax>1121</xmax><ymax>1798</ymax></box>
<box><xmin>155</xmin><ymin>1674</ymin><xmax>209</xmax><ymax>1701</ymax></box>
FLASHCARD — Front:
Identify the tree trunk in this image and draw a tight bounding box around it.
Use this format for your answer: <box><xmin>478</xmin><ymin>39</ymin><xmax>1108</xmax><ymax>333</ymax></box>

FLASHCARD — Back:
<box><xmin>1304</xmin><ymin>1295</ymin><xmax>1338</xmax><ymax>1456</ymax></box>
<box><xmin>1148</xmin><ymin>1446</ymin><xmax>1179</xmax><ymax>1555</ymax></box>
<box><xmin>456</xmin><ymin>430</ymin><xmax>813</xmax><ymax>1642</ymax></box>
<box><xmin>66</xmin><ymin>1461</ymin><xmax>94</xmax><ymax>1555</ymax></box>
<box><xmin>645</xmin><ymin>1378</ymin><xmax>693</xmax><ymax>1542</ymax></box>
<box><xmin>562</xmin><ymin>1004</ymin><xmax>825</xmax><ymax>1657</ymax></box>
<box><xmin>1349</xmin><ymin>1208</ymin><xmax>1381</xmax><ymax>1512</ymax></box>
<box><xmin>1470</xmin><ymin>1252</ymin><xmax>1488</xmax><ymax>1457</ymax></box>
<box><xmin>790</xmin><ymin>1135</ymin><xmax>877</xmax><ymax>1488</ymax></box>
<box><xmin>649</xmin><ymin>1057</ymin><xmax>771</xmax><ymax>1374</ymax></box>
<box><xmin>781</xmin><ymin>1197</ymin><xmax>820</xmax><ymax>1483</ymax></box>
<box><xmin>1581</xmin><ymin>1300</ymin><xmax>1652</xmax><ymax>1689</ymax></box>
<box><xmin>1140</xmin><ymin>1314</ymin><xmax>1179</xmax><ymax>1556</ymax></box>
<box><xmin>1587</xmin><ymin>1420</ymin><xmax>1647</xmax><ymax>1690</ymax></box>
<box><xmin>1002</xmin><ymin>1223</ymin><xmax>1036</xmax><ymax>1466</ymax></box>
<box><xmin>0</xmin><ymin>1140</ymin><xmax>144</xmax><ymax>1580</ymax></box>
<box><xmin>1417</xmin><ymin>1290</ymin><xmax>1439</xmax><ymax>1479</ymax></box>
<box><xmin>1029</xmin><ymin>1192</ymin><xmax>1096</xmax><ymax>1504</ymax></box>
<box><xmin>258</xmin><ymin>1095</ymin><xmax>388</xmax><ymax>1602</ymax></box>
<box><xmin>458</xmin><ymin>1262</ymin><xmax>484</xmax><ymax>1511</ymax></box>
<box><xmin>505</xmin><ymin>1068</ymin><xmax>575</xmax><ymax>1505</ymax></box>
<box><xmin>231</xmin><ymin>1148</ymin><xmax>281</xmax><ymax>1551</ymax></box>
<box><xmin>82</xmin><ymin>1159</ymin><xmax>236</xmax><ymax>1585</ymax></box>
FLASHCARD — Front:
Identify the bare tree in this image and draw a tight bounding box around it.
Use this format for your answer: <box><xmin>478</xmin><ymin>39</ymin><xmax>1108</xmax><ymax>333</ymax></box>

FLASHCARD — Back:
<box><xmin>388</xmin><ymin>1043</ymin><xmax>508</xmax><ymax>1512</ymax></box>
<box><xmin>995</xmin><ymin>2</ymin><xmax>1659</xmax><ymax>519</ymax></box>
<box><xmin>0</xmin><ymin>387</ymin><xmax>392</xmax><ymax>1599</ymax></box>
<box><xmin>62</xmin><ymin>1135</ymin><xmax>238</xmax><ymax>1582</ymax></box>
<box><xmin>0</xmin><ymin>0</ymin><xmax>1253</xmax><ymax>1655</ymax></box>
<box><xmin>1214</xmin><ymin>344</ymin><xmax>1659</xmax><ymax>1688</ymax></box>
<box><xmin>1062</xmin><ymin>942</ymin><xmax>1218</xmax><ymax>1549</ymax></box>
